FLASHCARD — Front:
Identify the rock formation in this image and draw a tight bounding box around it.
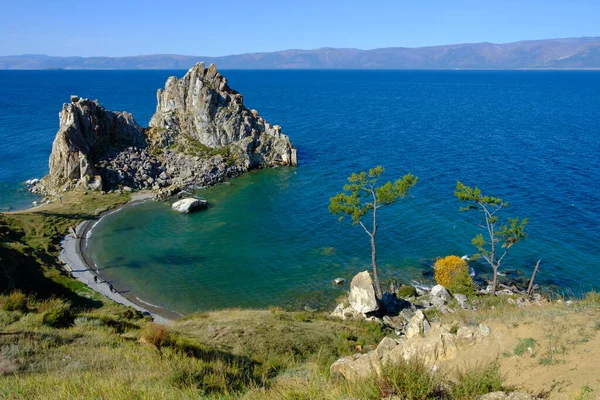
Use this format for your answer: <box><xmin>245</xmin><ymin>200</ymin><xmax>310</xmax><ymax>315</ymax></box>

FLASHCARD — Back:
<box><xmin>330</xmin><ymin>313</ymin><xmax>492</xmax><ymax>381</ymax></box>
<box><xmin>38</xmin><ymin>98</ymin><xmax>146</xmax><ymax>194</ymax></box>
<box><xmin>148</xmin><ymin>62</ymin><xmax>297</xmax><ymax>168</ymax></box>
<box><xmin>35</xmin><ymin>63</ymin><xmax>297</xmax><ymax>196</ymax></box>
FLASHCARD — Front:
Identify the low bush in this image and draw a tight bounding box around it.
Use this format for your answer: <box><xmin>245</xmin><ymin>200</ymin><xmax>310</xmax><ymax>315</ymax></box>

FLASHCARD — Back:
<box><xmin>39</xmin><ymin>298</ymin><xmax>73</xmax><ymax>328</ymax></box>
<box><xmin>397</xmin><ymin>285</ymin><xmax>418</xmax><ymax>298</ymax></box>
<box><xmin>434</xmin><ymin>256</ymin><xmax>476</xmax><ymax>296</ymax></box>
<box><xmin>0</xmin><ymin>291</ymin><xmax>28</xmax><ymax>312</ymax></box>
<box><xmin>514</xmin><ymin>338</ymin><xmax>536</xmax><ymax>356</ymax></box>
<box><xmin>140</xmin><ymin>323</ymin><xmax>170</xmax><ymax>352</ymax></box>
<box><xmin>347</xmin><ymin>358</ymin><xmax>443</xmax><ymax>400</ymax></box>
<box><xmin>450</xmin><ymin>362</ymin><xmax>506</xmax><ymax>399</ymax></box>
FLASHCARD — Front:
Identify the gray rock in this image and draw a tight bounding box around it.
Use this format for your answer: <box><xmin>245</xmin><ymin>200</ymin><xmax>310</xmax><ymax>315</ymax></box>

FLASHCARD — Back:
<box><xmin>39</xmin><ymin>98</ymin><xmax>146</xmax><ymax>195</ymax></box>
<box><xmin>375</xmin><ymin>336</ymin><xmax>399</xmax><ymax>357</ymax></box>
<box><xmin>70</xmin><ymin>95</ymin><xmax>79</xmax><ymax>103</ymax></box>
<box><xmin>348</xmin><ymin>271</ymin><xmax>379</xmax><ymax>314</ymax></box>
<box><xmin>431</xmin><ymin>284</ymin><xmax>452</xmax><ymax>301</ymax></box>
<box><xmin>334</xmin><ymin>278</ymin><xmax>345</xmax><ymax>285</ymax></box>
<box><xmin>454</xmin><ymin>293</ymin><xmax>468</xmax><ymax>304</ymax></box>
<box><xmin>172</xmin><ymin>198</ymin><xmax>208</xmax><ymax>214</ymax></box>
<box><xmin>382</xmin><ymin>315</ymin><xmax>405</xmax><ymax>331</ymax></box>
<box><xmin>430</xmin><ymin>295</ymin><xmax>446</xmax><ymax>308</ymax></box>
<box><xmin>405</xmin><ymin>310</ymin><xmax>431</xmax><ymax>339</ymax></box>
<box><xmin>330</xmin><ymin>352</ymin><xmax>380</xmax><ymax>381</ymax></box>
<box><xmin>149</xmin><ymin>63</ymin><xmax>297</xmax><ymax>167</ymax></box>
<box><xmin>479</xmin><ymin>324</ymin><xmax>491</xmax><ymax>337</ymax></box>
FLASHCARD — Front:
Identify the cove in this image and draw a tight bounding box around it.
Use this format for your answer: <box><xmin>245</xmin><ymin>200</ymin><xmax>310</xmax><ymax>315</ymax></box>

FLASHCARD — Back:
<box><xmin>7</xmin><ymin>70</ymin><xmax>598</xmax><ymax>314</ymax></box>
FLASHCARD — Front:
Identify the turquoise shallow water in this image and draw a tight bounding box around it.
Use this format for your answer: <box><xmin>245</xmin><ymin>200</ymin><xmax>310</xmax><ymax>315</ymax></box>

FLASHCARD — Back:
<box><xmin>1</xmin><ymin>70</ymin><xmax>600</xmax><ymax>313</ymax></box>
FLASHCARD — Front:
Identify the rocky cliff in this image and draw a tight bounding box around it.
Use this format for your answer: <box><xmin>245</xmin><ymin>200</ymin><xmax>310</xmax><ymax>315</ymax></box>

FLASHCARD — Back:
<box><xmin>35</xmin><ymin>63</ymin><xmax>297</xmax><ymax>195</ymax></box>
<box><xmin>38</xmin><ymin>97</ymin><xmax>146</xmax><ymax>194</ymax></box>
<box><xmin>148</xmin><ymin>62</ymin><xmax>297</xmax><ymax>168</ymax></box>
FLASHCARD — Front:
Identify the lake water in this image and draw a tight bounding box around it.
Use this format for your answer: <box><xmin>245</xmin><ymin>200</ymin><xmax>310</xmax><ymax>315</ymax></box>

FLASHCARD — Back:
<box><xmin>1</xmin><ymin>70</ymin><xmax>599</xmax><ymax>314</ymax></box>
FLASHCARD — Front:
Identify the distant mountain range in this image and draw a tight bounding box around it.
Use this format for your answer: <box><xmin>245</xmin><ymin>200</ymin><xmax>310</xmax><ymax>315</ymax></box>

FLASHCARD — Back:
<box><xmin>2</xmin><ymin>37</ymin><xmax>600</xmax><ymax>70</ymax></box>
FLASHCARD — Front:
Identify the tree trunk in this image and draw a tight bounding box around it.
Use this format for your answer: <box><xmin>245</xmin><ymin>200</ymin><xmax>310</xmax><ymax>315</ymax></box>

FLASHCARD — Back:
<box><xmin>527</xmin><ymin>259</ymin><xmax>541</xmax><ymax>297</ymax></box>
<box><xmin>371</xmin><ymin>234</ymin><xmax>383</xmax><ymax>300</ymax></box>
<box><xmin>491</xmin><ymin>266</ymin><xmax>498</xmax><ymax>295</ymax></box>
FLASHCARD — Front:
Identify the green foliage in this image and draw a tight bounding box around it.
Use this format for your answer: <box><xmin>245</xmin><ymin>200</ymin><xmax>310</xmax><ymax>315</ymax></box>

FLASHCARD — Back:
<box><xmin>582</xmin><ymin>291</ymin><xmax>600</xmax><ymax>305</ymax></box>
<box><xmin>573</xmin><ymin>385</ymin><xmax>595</xmax><ymax>400</ymax></box>
<box><xmin>434</xmin><ymin>255</ymin><xmax>476</xmax><ymax>296</ymax></box>
<box><xmin>329</xmin><ymin>166</ymin><xmax>417</xmax><ymax>226</ymax></box>
<box><xmin>450</xmin><ymin>362</ymin><xmax>507</xmax><ymax>400</ymax></box>
<box><xmin>0</xmin><ymin>290</ymin><xmax>29</xmax><ymax>312</ymax></box>
<box><xmin>514</xmin><ymin>338</ymin><xmax>536</xmax><ymax>356</ymax></box>
<box><xmin>39</xmin><ymin>298</ymin><xmax>73</xmax><ymax>328</ymax></box>
<box><xmin>174</xmin><ymin>134</ymin><xmax>239</xmax><ymax>165</ymax></box>
<box><xmin>329</xmin><ymin>166</ymin><xmax>417</xmax><ymax>297</ymax></box>
<box><xmin>397</xmin><ymin>285</ymin><xmax>418</xmax><ymax>298</ymax></box>
<box><xmin>454</xmin><ymin>181</ymin><xmax>528</xmax><ymax>294</ymax></box>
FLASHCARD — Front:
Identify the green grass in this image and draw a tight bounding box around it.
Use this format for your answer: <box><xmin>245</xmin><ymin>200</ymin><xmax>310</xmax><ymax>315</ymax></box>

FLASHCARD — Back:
<box><xmin>173</xmin><ymin>134</ymin><xmax>240</xmax><ymax>165</ymax></box>
<box><xmin>449</xmin><ymin>362</ymin><xmax>507</xmax><ymax>400</ymax></box>
<box><xmin>514</xmin><ymin>338</ymin><xmax>536</xmax><ymax>356</ymax></box>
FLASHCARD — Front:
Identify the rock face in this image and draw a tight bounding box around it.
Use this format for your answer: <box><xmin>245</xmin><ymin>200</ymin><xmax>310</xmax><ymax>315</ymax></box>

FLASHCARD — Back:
<box><xmin>148</xmin><ymin>62</ymin><xmax>297</xmax><ymax>168</ymax></box>
<box><xmin>36</xmin><ymin>63</ymin><xmax>297</xmax><ymax>196</ymax></box>
<box><xmin>40</xmin><ymin>99</ymin><xmax>146</xmax><ymax>194</ymax></box>
<box><xmin>348</xmin><ymin>271</ymin><xmax>379</xmax><ymax>314</ymax></box>
<box><xmin>330</xmin><ymin>320</ymin><xmax>492</xmax><ymax>381</ymax></box>
<box><xmin>171</xmin><ymin>198</ymin><xmax>208</xmax><ymax>213</ymax></box>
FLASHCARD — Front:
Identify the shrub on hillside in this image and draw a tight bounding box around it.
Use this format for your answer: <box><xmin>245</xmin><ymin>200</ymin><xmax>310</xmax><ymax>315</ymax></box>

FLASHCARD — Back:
<box><xmin>450</xmin><ymin>362</ymin><xmax>507</xmax><ymax>399</ymax></box>
<box><xmin>348</xmin><ymin>358</ymin><xmax>444</xmax><ymax>399</ymax></box>
<box><xmin>0</xmin><ymin>291</ymin><xmax>28</xmax><ymax>313</ymax></box>
<box><xmin>397</xmin><ymin>285</ymin><xmax>418</xmax><ymax>298</ymax></box>
<box><xmin>39</xmin><ymin>298</ymin><xmax>73</xmax><ymax>328</ymax></box>
<box><xmin>141</xmin><ymin>323</ymin><xmax>170</xmax><ymax>353</ymax></box>
<box><xmin>434</xmin><ymin>255</ymin><xmax>476</xmax><ymax>296</ymax></box>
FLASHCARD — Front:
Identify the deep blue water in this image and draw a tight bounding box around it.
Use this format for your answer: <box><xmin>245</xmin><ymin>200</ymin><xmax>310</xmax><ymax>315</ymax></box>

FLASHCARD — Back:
<box><xmin>1</xmin><ymin>70</ymin><xmax>599</xmax><ymax>312</ymax></box>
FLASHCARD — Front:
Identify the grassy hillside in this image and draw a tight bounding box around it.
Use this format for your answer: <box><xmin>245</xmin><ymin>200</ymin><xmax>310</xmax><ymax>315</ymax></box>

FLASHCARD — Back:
<box><xmin>1</xmin><ymin>190</ymin><xmax>599</xmax><ymax>399</ymax></box>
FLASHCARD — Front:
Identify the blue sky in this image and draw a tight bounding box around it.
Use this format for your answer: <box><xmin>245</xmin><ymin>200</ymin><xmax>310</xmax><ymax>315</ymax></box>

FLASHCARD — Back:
<box><xmin>1</xmin><ymin>0</ymin><xmax>598</xmax><ymax>56</ymax></box>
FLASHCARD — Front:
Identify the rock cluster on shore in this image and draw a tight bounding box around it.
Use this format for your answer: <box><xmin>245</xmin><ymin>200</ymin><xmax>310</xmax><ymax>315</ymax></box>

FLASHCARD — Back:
<box><xmin>329</xmin><ymin>270</ymin><xmax>548</xmax><ymax>382</ymax></box>
<box><xmin>33</xmin><ymin>63</ymin><xmax>297</xmax><ymax>197</ymax></box>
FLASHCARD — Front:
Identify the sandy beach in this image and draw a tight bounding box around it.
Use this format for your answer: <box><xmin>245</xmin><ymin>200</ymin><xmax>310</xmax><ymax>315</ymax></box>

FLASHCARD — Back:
<box><xmin>58</xmin><ymin>192</ymin><xmax>179</xmax><ymax>324</ymax></box>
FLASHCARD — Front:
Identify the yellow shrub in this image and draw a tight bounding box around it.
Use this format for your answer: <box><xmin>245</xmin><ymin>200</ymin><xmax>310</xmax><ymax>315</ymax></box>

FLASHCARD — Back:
<box><xmin>434</xmin><ymin>256</ymin><xmax>474</xmax><ymax>295</ymax></box>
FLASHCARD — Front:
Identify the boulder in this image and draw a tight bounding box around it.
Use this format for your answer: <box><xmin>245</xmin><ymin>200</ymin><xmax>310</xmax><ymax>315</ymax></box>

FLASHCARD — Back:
<box><xmin>334</xmin><ymin>278</ymin><xmax>345</xmax><ymax>285</ymax></box>
<box><xmin>430</xmin><ymin>295</ymin><xmax>446</xmax><ymax>308</ymax></box>
<box><xmin>384</xmin><ymin>327</ymin><xmax>458</xmax><ymax>366</ymax></box>
<box><xmin>348</xmin><ymin>271</ymin><xmax>379</xmax><ymax>314</ymax></box>
<box><xmin>330</xmin><ymin>352</ymin><xmax>381</xmax><ymax>381</ymax></box>
<box><xmin>431</xmin><ymin>284</ymin><xmax>452</xmax><ymax>301</ymax></box>
<box><xmin>454</xmin><ymin>293</ymin><xmax>469</xmax><ymax>308</ymax></box>
<box><xmin>405</xmin><ymin>310</ymin><xmax>431</xmax><ymax>339</ymax></box>
<box><xmin>172</xmin><ymin>198</ymin><xmax>208</xmax><ymax>214</ymax></box>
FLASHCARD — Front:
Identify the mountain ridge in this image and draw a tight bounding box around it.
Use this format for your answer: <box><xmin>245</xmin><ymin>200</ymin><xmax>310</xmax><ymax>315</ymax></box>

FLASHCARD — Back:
<box><xmin>2</xmin><ymin>36</ymin><xmax>600</xmax><ymax>70</ymax></box>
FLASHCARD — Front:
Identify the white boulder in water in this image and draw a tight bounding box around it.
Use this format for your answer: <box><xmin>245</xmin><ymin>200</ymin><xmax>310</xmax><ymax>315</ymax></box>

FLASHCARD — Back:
<box><xmin>172</xmin><ymin>198</ymin><xmax>208</xmax><ymax>214</ymax></box>
<box><xmin>25</xmin><ymin>178</ymin><xmax>40</xmax><ymax>186</ymax></box>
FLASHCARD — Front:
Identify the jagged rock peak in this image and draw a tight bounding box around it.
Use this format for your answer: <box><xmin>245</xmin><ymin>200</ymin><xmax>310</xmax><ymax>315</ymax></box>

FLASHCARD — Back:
<box><xmin>41</xmin><ymin>98</ymin><xmax>146</xmax><ymax>194</ymax></box>
<box><xmin>149</xmin><ymin>62</ymin><xmax>297</xmax><ymax>167</ymax></box>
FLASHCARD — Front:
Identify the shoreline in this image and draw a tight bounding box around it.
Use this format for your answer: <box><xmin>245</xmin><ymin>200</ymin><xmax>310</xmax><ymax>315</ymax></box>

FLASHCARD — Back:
<box><xmin>58</xmin><ymin>192</ymin><xmax>182</xmax><ymax>324</ymax></box>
